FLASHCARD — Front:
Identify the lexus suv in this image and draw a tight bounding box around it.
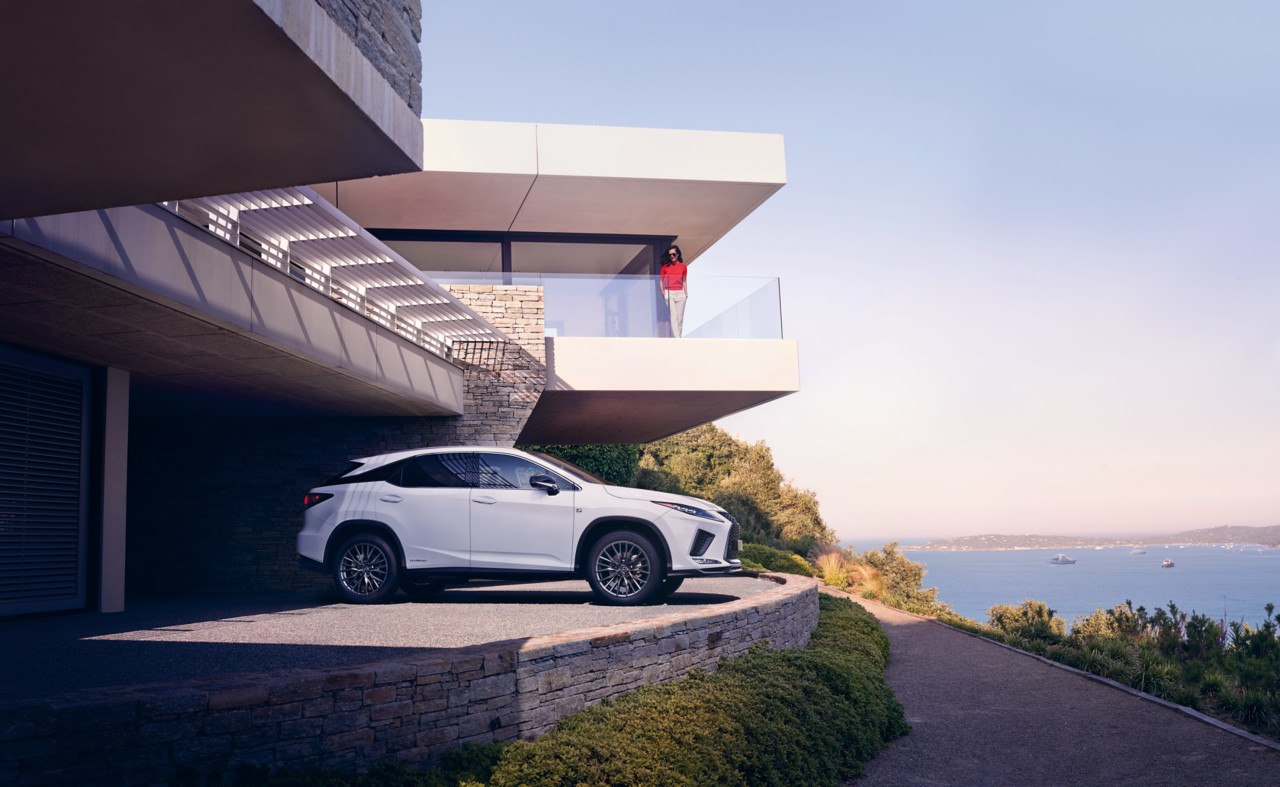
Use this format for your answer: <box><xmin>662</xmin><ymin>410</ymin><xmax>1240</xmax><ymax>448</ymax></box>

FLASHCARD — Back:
<box><xmin>297</xmin><ymin>447</ymin><xmax>742</xmax><ymax>605</ymax></box>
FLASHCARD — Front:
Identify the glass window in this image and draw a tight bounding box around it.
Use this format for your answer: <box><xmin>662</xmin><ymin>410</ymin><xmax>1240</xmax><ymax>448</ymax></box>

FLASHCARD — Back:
<box><xmin>397</xmin><ymin>453</ymin><xmax>474</xmax><ymax>488</ymax></box>
<box><xmin>475</xmin><ymin>454</ymin><xmax>569</xmax><ymax>490</ymax></box>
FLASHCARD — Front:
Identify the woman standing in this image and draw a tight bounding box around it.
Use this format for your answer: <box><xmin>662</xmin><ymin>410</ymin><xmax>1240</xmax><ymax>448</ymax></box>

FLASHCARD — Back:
<box><xmin>660</xmin><ymin>245</ymin><xmax>688</xmax><ymax>338</ymax></box>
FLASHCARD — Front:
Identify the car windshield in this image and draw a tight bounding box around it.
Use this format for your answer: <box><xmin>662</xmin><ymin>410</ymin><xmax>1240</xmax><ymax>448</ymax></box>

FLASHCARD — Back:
<box><xmin>528</xmin><ymin>451</ymin><xmax>608</xmax><ymax>485</ymax></box>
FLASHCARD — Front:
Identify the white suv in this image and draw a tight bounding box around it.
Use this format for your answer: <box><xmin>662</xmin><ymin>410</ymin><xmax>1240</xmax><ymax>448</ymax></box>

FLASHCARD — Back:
<box><xmin>297</xmin><ymin>447</ymin><xmax>742</xmax><ymax>605</ymax></box>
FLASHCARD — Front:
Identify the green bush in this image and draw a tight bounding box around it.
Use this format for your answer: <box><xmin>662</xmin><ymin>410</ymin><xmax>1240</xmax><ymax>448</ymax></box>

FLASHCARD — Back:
<box><xmin>488</xmin><ymin>595</ymin><xmax>907</xmax><ymax>786</ymax></box>
<box><xmin>520</xmin><ymin>444</ymin><xmax>640</xmax><ymax>486</ymax></box>
<box><xmin>740</xmin><ymin>543</ymin><xmax>815</xmax><ymax>577</ymax></box>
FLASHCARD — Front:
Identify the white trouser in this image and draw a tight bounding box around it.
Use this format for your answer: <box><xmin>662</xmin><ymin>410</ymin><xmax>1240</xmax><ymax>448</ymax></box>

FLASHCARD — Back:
<box><xmin>666</xmin><ymin>289</ymin><xmax>688</xmax><ymax>338</ymax></box>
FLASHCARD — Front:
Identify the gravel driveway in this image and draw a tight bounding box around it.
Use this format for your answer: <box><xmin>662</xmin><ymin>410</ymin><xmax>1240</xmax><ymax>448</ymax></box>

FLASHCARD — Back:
<box><xmin>0</xmin><ymin>576</ymin><xmax>774</xmax><ymax>703</ymax></box>
<box><xmin>851</xmin><ymin>594</ymin><xmax>1280</xmax><ymax>786</ymax></box>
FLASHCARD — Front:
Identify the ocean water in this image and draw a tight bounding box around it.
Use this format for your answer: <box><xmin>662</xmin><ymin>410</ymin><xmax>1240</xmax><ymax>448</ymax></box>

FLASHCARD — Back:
<box><xmin>900</xmin><ymin>545</ymin><xmax>1280</xmax><ymax>630</ymax></box>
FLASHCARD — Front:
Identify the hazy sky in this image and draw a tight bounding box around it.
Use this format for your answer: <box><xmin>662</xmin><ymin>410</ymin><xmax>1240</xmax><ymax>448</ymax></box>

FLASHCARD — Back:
<box><xmin>420</xmin><ymin>2</ymin><xmax>1280</xmax><ymax>543</ymax></box>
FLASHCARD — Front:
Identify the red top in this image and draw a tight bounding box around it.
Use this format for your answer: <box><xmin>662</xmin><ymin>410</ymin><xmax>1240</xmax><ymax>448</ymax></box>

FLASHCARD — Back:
<box><xmin>660</xmin><ymin>261</ymin><xmax>687</xmax><ymax>291</ymax></box>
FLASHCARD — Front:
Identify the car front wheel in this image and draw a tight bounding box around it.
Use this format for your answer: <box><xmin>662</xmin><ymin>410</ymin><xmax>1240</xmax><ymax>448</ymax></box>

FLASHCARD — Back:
<box><xmin>333</xmin><ymin>533</ymin><xmax>400</xmax><ymax>604</ymax></box>
<box><xmin>586</xmin><ymin>530</ymin><xmax>663</xmax><ymax>605</ymax></box>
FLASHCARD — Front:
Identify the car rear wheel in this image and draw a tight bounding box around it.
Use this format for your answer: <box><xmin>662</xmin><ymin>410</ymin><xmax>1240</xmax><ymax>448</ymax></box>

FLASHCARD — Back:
<box><xmin>333</xmin><ymin>533</ymin><xmax>399</xmax><ymax>604</ymax></box>
<box><xmin>586</xmin><ymin>530</ymin><xmax>663</xmax><ymax>605</ymax></box>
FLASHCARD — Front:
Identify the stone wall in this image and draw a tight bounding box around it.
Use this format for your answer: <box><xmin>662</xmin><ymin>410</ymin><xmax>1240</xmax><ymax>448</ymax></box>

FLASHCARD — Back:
<box><xmin>445</xmin><ymin>285</ymin><xmax>546</xmax><ymax>446</ymax></box>
<box><xmin>0</xmin><ymin>576</ymin><xmax>820</xmax><ymax>784</ymax></box>
<box><xmin>313</xmin><ymin>0</ymin><xmax>423</xmax><ymax>114</ymax></box>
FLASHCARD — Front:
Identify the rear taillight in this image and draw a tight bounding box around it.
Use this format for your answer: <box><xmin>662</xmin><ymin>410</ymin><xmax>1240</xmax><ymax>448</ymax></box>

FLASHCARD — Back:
<box><xmin>303</xmin><ymin>493</ymin><xmax>333</xmax><ymax>510</ymax></box>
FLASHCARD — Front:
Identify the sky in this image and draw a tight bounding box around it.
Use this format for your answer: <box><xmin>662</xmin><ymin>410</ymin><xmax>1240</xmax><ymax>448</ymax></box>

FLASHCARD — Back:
<box><xmin>419</xmin><ymin>1</ymin><xmax>1280</xmax><ymax>544</ymax></box>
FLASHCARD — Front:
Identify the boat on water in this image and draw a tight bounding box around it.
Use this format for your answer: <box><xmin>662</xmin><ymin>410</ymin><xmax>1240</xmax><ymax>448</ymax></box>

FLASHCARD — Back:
<box><xmin>1161</xmin><ymin>559</ymin><xmax>1175</xmax><ymax>568</ymax></box>
<box><xmin>1048</xmin><ymin>554</ymin><xmax>1077</xmax><ymax>565</ymax></box>
<box><xmin>1130</xmin><ymin>547</ymin><xmax>1147</xmax><ymax>555</ymax></box>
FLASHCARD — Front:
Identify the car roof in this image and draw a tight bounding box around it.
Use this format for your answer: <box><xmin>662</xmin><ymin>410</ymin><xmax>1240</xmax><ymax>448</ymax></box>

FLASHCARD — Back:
<box><xmin>351</xmin><ymin>445</ymin><xmax>530</xmax><ymax>466</ymax></box>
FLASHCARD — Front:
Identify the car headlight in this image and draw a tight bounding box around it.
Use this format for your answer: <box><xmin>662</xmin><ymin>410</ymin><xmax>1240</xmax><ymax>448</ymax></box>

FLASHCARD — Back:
<box><xmin>652</xmin><ymin>501</ymin><xmax>721</xmax><ymax>521</ymax></box>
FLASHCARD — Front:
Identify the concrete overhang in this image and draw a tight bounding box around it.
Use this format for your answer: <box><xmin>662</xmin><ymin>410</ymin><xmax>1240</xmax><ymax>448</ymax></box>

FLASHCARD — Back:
<box><xmin>0</xmin><ymin>203</ymin><xmax>470</xmax><ymax>418</ymax></box>
<box><xmin>0</xmin><ymin>1</ymin><xmax>423</xmax><ymax>221</ymax></box>
<box><xmin>518</xmin><ymin>337</ymin><xmax>800</xmax><ymax>444</ymax></box>
<box><xmin>314</xmin><ymin>120</ymin><xmax>787</xmax><ymax>263</ymax></box>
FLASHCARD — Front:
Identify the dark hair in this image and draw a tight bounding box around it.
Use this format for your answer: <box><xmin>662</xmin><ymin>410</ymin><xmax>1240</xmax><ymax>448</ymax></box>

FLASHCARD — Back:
<box><xmin>665</xmin><ymin>245</ymin><xmax>683</xmax><ymax>264</ymax></box>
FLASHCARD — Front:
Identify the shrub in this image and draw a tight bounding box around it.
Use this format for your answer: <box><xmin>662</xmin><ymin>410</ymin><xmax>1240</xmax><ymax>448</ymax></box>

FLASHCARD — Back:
<box><xmin>987</xmin><ymin>600</ymin><xmax>1066</xmax><ymax>642</ymax></box>
<box><xmin>814</xmin><ymin>551</ymin><xmax>851</xmax><ymax>589</ymax></box>
<box><xmin>520</xmin><ymin>444</ymin><xmax>640</xmax><ymax>486</ymax></box>
<box><xmin>740</xmin><ymin>543</ymin><xmax>815</xmax><ymax>577</ymax></box>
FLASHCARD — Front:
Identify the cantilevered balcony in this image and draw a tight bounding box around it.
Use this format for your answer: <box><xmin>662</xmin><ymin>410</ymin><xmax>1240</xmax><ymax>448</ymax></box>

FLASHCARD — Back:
<box><xmin>425</xmin><ymin>272</ymin><xmax>800</xmax><ymax>444</ymax></box>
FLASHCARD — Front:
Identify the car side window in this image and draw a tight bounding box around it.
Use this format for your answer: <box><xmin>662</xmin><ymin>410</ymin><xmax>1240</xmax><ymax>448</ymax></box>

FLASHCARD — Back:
<box><xmin>474</xmin><ymin>454</ymin><xmax>570</xmax><ymax>490</ymax></box>
<box><xmin>396</xmin><ymin>453</ymin><xmax>474</xmax><ymax>488</ymax></box>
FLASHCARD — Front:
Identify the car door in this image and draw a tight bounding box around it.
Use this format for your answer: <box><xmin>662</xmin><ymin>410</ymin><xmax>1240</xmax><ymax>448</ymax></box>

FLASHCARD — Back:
<box><xmin>468</xmin><ymin>453</ymin><xmax>577</xmax><ymax>571</ymax></box>
<box><xmin>376</xmin><ymin>452</ymin><xmax>474</xmax><ymax>570</ymax></box>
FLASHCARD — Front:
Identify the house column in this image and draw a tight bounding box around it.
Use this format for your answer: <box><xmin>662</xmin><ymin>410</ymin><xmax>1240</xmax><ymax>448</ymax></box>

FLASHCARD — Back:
<box><xmin>100</xmin><ymin>367</ymin><xmax>129</xmax><ymax>612</ymax></box>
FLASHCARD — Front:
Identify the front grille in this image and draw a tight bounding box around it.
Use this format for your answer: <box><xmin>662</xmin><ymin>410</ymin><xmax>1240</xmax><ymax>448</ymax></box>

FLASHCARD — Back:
<box><xmin>722</xmin><ymin>513</ymin><xmax>741</xmax><ymax>560</ymax></box>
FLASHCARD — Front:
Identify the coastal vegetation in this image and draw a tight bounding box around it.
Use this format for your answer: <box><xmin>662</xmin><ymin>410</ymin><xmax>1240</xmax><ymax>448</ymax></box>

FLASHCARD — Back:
<box><xmin>942</xmin><ymin>598</ymin><xmax>1280</xmax><ymax>739</ymax></box>
<box><xmin>234</xmin><ymin>596</ymin><xmax>908</xmax><ymax>786</ymax></box>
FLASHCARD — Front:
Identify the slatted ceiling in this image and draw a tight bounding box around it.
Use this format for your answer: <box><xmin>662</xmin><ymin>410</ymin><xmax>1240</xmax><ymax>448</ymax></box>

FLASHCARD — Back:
<box><xmin>363</xmin><ymin>283</ymin><xmax>451</xmax><ymax>307</ymax></box>
<box><xmin>292</xmin><ymin>235</ymin><xmax>393</xmax><ymax>267</ymax></box>
<box><xmin>329</xmin><ymin>263</ymin><xmax>422</xmax><ymax>290</ymax></box>
<box><xmin>162</xmin><ymin>186</ymin><xmax>512</xmax><ymax>351</ymax></box>
<box><xmin>239</xmin><ymin>205</ymin><xmax>355</xmax><ymax>244</ymax></box>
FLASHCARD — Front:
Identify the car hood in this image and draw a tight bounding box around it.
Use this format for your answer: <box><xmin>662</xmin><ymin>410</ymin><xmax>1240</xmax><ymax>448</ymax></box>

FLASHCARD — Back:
<box><xmin>603</xmin><ymin>485</ymin><xmax>722</xmax><ymax>512</ymax></box>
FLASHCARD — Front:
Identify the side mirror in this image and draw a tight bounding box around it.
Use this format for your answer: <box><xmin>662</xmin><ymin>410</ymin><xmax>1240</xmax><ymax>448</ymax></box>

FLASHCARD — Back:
<box><xmin>529</xmin><ymin>475</ymin><xmax>560</xmax><ymax>496</ymax></box>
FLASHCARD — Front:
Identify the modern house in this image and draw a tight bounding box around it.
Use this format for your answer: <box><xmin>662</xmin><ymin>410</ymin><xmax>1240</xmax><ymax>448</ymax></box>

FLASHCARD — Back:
<box><xmin>0</xmin><ymin>0</ymin><xmax>797</xmax><ymax>619</ymax></box>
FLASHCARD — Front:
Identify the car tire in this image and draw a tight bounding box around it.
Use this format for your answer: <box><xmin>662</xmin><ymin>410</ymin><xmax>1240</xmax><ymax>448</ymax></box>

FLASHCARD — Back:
<box><xmin>332</xmin><ymin>533</ymin><xmax>400</xmax><ymax>604</ymax></box>
<box><xmin>586</xmin><ymin>530</ymin><xmax>663</xmax><ymax>605</ymax></box>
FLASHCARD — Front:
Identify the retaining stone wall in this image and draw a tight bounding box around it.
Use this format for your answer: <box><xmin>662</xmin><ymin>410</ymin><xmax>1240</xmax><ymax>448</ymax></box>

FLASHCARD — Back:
<box><xmin>0</xmin><ymin>576</ymin><xmax>820</xmax><ymax>784</ymax></box>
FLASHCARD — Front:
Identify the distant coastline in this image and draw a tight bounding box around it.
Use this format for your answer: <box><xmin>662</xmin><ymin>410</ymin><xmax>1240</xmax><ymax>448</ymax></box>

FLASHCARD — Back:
<box><xmin>905</xmin><ymin>524</ymin><xmax>1280</xmax><ymax>552</ymax></box>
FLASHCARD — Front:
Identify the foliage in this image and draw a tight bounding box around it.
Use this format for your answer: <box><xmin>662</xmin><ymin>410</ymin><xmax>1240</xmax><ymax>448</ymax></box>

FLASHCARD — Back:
<box><xmin>238</xmin><ymin>598</ymin><xmax>908</xmax><ymax>786</ymax></box>
<box><xmin>814</xmin><ymin>551</ymin><xmax>852</xmax><ymax>590</ymax></box>
<box><xmin>986</xmin><ymin>600</ymin><xmax>1066</xmax><ymax>641</ymax></box>
<box><xmin>856</xmin><ymin>543</ymin><xmax>947</xmax><ymax>616</ymax></box>
<box><xmin>940</xmin><ymin>598</ymin><xmax>1280</xmax><ymax>742</ymax></box>
<box><xmin>520</xmin><ymin>444</ymin><xmax>641</xmax><ymax>486</ymax></box>
<box><xmin>634</xmin><ymin>424</ymin><xmax>836</xmax><ymax>551</ymax></box>
<box><xmin>740</xmin><ymin>543</ymin><xmax>815</xmax><ymax>577</ymax></box>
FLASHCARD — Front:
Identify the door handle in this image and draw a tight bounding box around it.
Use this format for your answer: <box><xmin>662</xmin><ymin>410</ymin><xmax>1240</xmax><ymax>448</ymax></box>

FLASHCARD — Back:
<box><xmin>379</xmin><ymin>494</ymin><xmax>403</xmax><ymax>503</ymax></box>
<box><xmin>473</xmin><ymin>495</ymin><xmax>497</xmax><ymax>505</ymax></box>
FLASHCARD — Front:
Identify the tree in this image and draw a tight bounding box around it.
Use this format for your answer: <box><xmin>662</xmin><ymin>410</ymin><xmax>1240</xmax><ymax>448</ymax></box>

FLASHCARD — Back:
<box><xmin>634</xmin><ymin>424</ymin><xmax>836</xmax><ymax>550</ymax></box>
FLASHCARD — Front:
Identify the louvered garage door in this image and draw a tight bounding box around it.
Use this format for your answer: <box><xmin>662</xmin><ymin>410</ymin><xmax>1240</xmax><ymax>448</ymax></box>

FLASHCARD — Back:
<box><xmin>0</xmin><ymin>348</ymin><xmax>90</xmax><ymax>616</ymax></box>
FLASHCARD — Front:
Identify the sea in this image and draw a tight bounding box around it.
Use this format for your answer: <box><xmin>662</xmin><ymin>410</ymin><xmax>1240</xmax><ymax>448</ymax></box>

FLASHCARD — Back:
<box><xmin>897</xmin><ymin>545</ymin><xmax>1280</xmax><ymax>631</ymax></box>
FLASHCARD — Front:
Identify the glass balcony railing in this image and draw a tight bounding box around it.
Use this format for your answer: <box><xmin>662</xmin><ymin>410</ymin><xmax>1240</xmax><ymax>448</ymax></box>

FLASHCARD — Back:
<box><xmin>422</xmin><ymin>272</ymin><xmax>783</xmax><ymax>340</ymax></box>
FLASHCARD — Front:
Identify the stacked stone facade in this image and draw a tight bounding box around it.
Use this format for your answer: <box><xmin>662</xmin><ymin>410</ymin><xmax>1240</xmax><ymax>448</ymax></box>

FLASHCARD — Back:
<box><xmin>313</xmin><ymin>0</ymin><xmax>423</xmax><ymax>114</ymax></box>
<box><xmin>0</xmin><ymin>577</ymin><xmax>819</xmax><ymax>784</ymax></box>
<box><xmin>445</xmin><ymin>285</ymin><xmax>546</xmax><ymax>446</ymax></box>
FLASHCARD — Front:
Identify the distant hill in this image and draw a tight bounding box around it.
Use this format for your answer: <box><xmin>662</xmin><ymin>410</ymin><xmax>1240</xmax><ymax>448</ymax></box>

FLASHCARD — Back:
<box><xmin>910</xmin><ymin>525</ymin><xmax>1280</xmax><ymax>551</ymax></box>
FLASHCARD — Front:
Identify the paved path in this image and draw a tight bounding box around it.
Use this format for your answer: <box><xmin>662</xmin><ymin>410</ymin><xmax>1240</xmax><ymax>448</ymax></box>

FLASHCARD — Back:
<box><xmin>850</xmin><ymin>595</ymin><xmax>1280</xmax><ymax>786</ymax></box>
